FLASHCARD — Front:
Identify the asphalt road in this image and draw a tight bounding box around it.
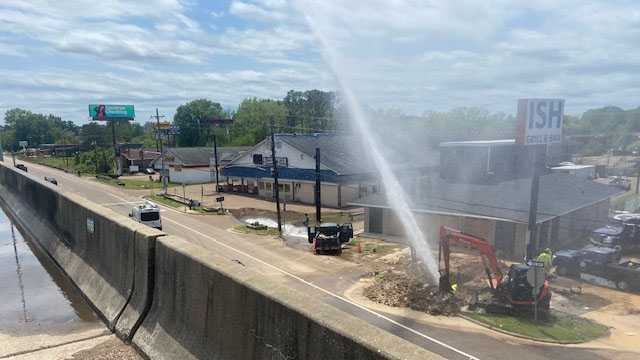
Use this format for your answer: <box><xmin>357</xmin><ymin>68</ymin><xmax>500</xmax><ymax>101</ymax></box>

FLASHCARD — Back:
<box><xmin>11</xmin><ymin>160</ymin><xmax>636</xmax><ymax>360</ymax></box>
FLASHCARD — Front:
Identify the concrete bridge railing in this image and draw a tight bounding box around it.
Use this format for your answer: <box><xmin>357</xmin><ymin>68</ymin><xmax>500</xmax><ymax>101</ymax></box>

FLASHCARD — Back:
<box><xmin>0</xmin><ymin>163</ymin><xmax>441</xmax><ymax>360</ymax></box>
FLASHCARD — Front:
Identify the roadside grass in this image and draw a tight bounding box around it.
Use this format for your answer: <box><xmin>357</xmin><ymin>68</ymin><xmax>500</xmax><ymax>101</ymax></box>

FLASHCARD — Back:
<box><xmin>97</xmin><ymin>176</ymin><xmax>163</xmax><ymax>190</ymax></box>
<box><xmin>19</xmin><ymin>155</ymin><xmax>96</xmax><ymax>175</ymax></box>
<box><xmin>146</xmin><ymin>194</ymin><xmax>183</xmax><ymax>208</ymax></box>
<box><xmin>145</xmin><ymin>194</ymin><xmax>225</xmax><ymax>215</ymax></box>
<box><xmin>233</xmin><ymin>224</ymin><xmax>280</xmax><ymax>236</ymax></box>
<box><xmin>464</xmin><ymin>310</ymin><xmax>608</xmax><ymax>343</ymax></box>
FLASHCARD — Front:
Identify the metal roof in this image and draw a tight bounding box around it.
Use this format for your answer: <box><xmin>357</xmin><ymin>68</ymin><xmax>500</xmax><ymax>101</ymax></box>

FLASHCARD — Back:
<box><xmin>350</xmin><ymin>173</ymin><xmax>624</xmax><ymax>224</ymax></box>
<box><xmin>165</xmin><ymin>146</ymin><xmax>250</xmax><ymax>166</ymax></box>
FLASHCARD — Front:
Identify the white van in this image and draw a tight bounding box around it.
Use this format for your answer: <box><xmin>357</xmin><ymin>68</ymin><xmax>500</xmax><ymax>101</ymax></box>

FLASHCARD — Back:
<box><xmin>129</xmin><ymin>201</ymin><xmax>162</xmax><ymax>230</ymax></box>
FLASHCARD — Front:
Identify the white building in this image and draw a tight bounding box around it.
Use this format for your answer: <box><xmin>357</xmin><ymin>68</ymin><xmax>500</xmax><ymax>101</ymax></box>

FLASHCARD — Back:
<box><xmin>222</xmin><ymin>133</ymin><xmax>435</xmax><ymax>208</ymax></box>
<box><xmin>157</xmin><ymin>147</ymin><xmax>249</xmax><ymax>184</ymax></box>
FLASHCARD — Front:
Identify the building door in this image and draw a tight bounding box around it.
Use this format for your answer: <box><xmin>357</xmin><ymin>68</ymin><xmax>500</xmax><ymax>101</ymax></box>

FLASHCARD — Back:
<box><xmin>494</xmin><ymin>221</ymin><xmax>516</xmax><ymax>256</ymax></box>
<box><xmin>368</xmin><ymin>207</ymin><xmax>383</xmax><ymax>234</ymax></box>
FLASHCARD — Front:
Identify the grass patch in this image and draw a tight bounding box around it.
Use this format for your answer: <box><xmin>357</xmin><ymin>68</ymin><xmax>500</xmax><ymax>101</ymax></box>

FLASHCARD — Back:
<box><xmin>146</xmin><ymin>194</ymin><xmax>183</xmax><ymax>208</ymax></box>
<box><xmin>233</xmin><ymin>224</ymin><xmax>280</xmax><ymax>236</ymax></box>
<box><xmin>20</xmin><ymin>155</ymin><xmax>95</xmax><ymax>175</ymax></box>
<box><xmin>464</xmin><ymin>310</ymin><xmax>608</xmax><ymax>343</ymax></box>
<box><xmin>145</xmin><ymin>195</ymin><xmax>225</xmax><ymax>215</ymax></box>
<box><xmin>97</xmin><ymin>177</ymin><xmax>163</xmax><ymax>190</ymax></box>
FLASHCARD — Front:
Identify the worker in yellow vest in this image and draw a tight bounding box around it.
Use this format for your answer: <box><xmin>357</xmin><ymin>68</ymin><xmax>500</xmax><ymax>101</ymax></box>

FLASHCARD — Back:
<box><xmin>536</xmin><ymin>248</ymin><xmax>554</xmax><ymax>277</ymax></box>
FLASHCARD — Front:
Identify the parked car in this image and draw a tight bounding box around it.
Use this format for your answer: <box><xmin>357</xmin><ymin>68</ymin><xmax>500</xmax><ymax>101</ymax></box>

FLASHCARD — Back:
<box><xmin>15</xmin><ymin>164</ymin><xmax>28</xmax><ymax>172</ymax></box>
<box><xmin>553</xmin><ymin>245</ymin><xmax>640</xmax><ymax>292</ymax></box>
<box><xmin>44</xmin><ymin>176</ymin><xmax>58</xmax><ymax>185</ymax></box>
<box><xmin>144</xmin><ymin>168</ymin><xmax>155</xmax><ymax>175</ymax></box>
<box><xmin>590</xmin><ymin>213</ymin><xmax>640</xmax><ymax>252</ymax></box>
<box><xmin>609</xmin><ymin>176</ymin><xmax>631</xmax><ymax>190</ymax></box>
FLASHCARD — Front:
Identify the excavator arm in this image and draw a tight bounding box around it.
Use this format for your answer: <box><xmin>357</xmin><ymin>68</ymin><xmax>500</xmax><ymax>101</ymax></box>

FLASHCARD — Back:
<box><xmin>439</xmin><ymin>226</ymin><xmax>503</xmax><ymax>291</ymax></box>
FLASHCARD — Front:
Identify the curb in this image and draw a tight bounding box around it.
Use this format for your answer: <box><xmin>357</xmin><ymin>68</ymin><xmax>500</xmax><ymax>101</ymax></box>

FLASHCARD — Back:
<box><xmin>459</xmin><ymin>313</ymin><xmax>604</xmax><ymax>345</ymax></box>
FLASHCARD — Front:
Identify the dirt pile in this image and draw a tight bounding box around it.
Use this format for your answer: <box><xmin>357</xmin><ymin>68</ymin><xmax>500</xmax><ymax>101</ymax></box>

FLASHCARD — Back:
<box><xmin>364</xmin><ymin>270</ymin><xmax>463</xmax><ymax>316</ymax></box>
<box><xmin>363</xmin><ymin>251</ymin><xmax>501</xmax><ymax>316</ymax></box>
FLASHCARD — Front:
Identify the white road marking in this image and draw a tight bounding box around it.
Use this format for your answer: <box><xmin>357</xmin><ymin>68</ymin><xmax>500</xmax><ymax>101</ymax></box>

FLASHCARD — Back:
<box><xmin>30</xmin><ymin>164</ymin><xmax>479</xmax><ymax>359</ymax></box>
<box><xmin>161</xmin><ymin>216</ymin><xmax>480</xmax><ymax>360</ymax></box>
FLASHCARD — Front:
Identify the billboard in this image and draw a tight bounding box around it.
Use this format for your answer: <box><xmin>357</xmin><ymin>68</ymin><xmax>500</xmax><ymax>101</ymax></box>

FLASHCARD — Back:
<box><xmin>515</xmin><ymin>99</ymin><xmax>564</xmax><ymax>145</ymax></box>
<box><xmin>89</xmin><ymin>104</ymin><xmax>135</xmax><ymax>121</ymax></box>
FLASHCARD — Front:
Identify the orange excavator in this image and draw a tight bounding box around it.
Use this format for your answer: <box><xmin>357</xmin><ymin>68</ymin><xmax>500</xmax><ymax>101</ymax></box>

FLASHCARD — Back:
<box><xmin>438</xmin><ymin>226</ymin><xmax>551</xmax><ymax>314</ymax></box>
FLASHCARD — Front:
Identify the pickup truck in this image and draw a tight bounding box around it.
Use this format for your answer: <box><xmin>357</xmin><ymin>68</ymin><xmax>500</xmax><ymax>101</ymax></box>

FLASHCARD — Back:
<box><xmin>553</xmin><ymin>245</ymin><xmax>640</xmax><ymax>292</ymax></box>
<box><xmin>590</xmin><ymin>213</ymin><xmax>640</xmax><ymax>252</ymax></box>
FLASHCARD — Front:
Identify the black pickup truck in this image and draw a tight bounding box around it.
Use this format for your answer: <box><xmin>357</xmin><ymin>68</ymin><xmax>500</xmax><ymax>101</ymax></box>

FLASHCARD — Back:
<box><xmin>553</xmin><ymin>245</ymin><xmax>640</xmax><ymax>292</ymax></box>
<box><xmin>590</xmin><ymin>213</ymin><xmax>640</xmax><ymax>252</ymax></box>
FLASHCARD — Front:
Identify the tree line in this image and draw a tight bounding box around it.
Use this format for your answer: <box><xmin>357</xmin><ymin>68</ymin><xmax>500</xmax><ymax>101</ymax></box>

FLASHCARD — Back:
<box><xmin>0</xmin><ymin>89</ymin><xmax>337</xmax><ymax>150</ymax></box>
<box><xmin>3</xmin><ymin>92</ymin><xmax>639</xmax><ymax>157</ymax></box>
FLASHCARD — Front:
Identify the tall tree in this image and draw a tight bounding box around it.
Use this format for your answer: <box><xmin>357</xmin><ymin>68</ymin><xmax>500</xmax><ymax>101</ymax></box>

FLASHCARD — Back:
<box><xmin>230</xmin><ymin>98</ymin><xmax>287</xmax><ymax>145</ymax></box>
<box><xmin>283</xmin><ymin>90</ymin><xmax>336</xmax><ymax>132</ymax></box>
<box><xmin>3</xmin><ymin>108</ymin><xmax>78</xmax><ymax>149</ymax></box>
<box><xmin>174</xmin><ymin>99</ymin><xmax>225</xmax><ymax>147</ymax></box>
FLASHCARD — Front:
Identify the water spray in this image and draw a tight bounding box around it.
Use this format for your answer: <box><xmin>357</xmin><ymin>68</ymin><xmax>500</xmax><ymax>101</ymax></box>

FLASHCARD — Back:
<box><xmin>299</xmin><ymin>8</ymin><xmax>440</xmax><ymax>282</ymax></box>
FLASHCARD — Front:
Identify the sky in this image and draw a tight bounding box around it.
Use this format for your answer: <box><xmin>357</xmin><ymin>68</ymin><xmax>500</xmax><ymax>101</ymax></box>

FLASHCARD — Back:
<box><xmin>0</xmin><ymin>0</ymin><xmax>639</xmax><ymax>124</ymax></box>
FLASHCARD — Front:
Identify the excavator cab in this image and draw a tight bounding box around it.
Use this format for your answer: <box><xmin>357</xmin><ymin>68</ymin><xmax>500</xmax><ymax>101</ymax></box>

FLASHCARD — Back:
<box><xmin>496</xmin><ymin>264</ymin><xmax>551</xmax><ymax>312</ymax></box>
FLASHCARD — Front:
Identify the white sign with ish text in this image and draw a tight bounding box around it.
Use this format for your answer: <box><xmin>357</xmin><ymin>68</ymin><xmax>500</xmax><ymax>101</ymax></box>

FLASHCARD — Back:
<box><xmin>516</xmin><ymin>98</ymin><xmax>564</xmax><ymax>145</ymax></box>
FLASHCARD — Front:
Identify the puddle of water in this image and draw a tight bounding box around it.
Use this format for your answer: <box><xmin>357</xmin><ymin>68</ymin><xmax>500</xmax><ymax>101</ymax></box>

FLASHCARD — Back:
<box><xmin>243</xmin><ymin>217</ymin><xmax>308</xmax><ymax>238</ymax></box>
<box><xmin>0</xmin><ymin>206</ymin><xmax>97</xmax><ymax>331</ymax></box>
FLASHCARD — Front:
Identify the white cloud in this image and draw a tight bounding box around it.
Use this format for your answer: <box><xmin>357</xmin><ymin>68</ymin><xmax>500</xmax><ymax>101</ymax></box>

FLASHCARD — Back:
<box><xmin>229</xmin><ymin>0</ymin><xmax>287</xmax><ymax>22</ymax></box>
<box><xmin>2</xmin><ymin>0</ymin><xmax>640</xmax><ymax>123</ymax></box>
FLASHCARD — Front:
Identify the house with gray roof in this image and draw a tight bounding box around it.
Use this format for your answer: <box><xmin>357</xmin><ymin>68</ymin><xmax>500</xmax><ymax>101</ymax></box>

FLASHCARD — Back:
<box><xmin>158</xmin><ymin>146</ymin><xmax>250</xmax><ymax>184</ymax></box>
<box><xmin>222</xmin><ymin>133</ymin><xmax>438</xmax><ymax>208</ymax></box>
<box><xmin>351</xmin><ymin>139</ymin><xmax>625</xmax><ymax>259</ymax></box>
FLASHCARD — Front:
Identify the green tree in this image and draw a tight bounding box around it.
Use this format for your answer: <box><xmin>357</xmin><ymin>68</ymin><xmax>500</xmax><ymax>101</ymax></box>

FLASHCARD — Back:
<box><xmin>79</xmin><ymin>123</ymin><xmax>109</xmax><ymax>146</ymax></box>
<box><xmin>283</xmin><ymin>90</ymin><xmax>336</xmax><ymax>132</ymax></box>
<box><xmin>230</xmin><ymin>98</ymin><xmax>287</xmax><ymax>145</ymax></box>
<box><xmin>174</xmin><ymin>99</ymin><xmax>225</xmax><ymax>146</ymax></box>
<box><xmin>3</xmin><ymin>108</ymin><xmax>78</xmax><ymax>149</ymax></box>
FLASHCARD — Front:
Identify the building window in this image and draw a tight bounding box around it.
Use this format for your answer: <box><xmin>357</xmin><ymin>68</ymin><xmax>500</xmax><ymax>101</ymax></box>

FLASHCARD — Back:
<box><xmin>284</xmin><ymin>184</ymin><xmax>290</xmax><ymax>193</ymax></box>
<box><xmin>266</xmin><ymin>183</ymin><xmax>272</xmax><ymax>191</ymax></box>
<box><xmin>253</xmin><ymin>154</ymin><xmax>263</xmax><ymax>165</ymax></box>
<box><xmin>258</xmin><ymin>182</ymin><xmax>265</xmax><ymax>190</ymax></box>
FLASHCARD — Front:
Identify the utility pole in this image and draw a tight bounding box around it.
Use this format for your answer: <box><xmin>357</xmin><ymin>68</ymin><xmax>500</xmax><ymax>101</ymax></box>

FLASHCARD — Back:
<box><xmin>527</xmin><ymin>145</ymin><xmax>545</xmax><ymax>261</ymax></box>
<box><xmin>270</xmin><ymin>126</ymin><xmax>282</xmax><ymax>235</ymax></box>
<box><xmin>152</xmin><ymin>108</ymin><xmax>165</xmax><ymax>152</ymax></box>
<box><xmin>111</xmin><ymin>120</ymin><xmax>117</xmax><ymax>155</ymax></box>
<box><xmin>315</xmin><ymin>147</ymin><xmax>322</xmax><ymax>224</ymax></box>
<box><xmin>213</xmin><ymin>134</ymin><xmax>220</xmax><ymax>192</ymax></box>
<box><xmin>92</xmin><ymin>141</ymin><xmax>98</xmax><ymax>174</ymax></box>
<box><xmin>151</xmin><ymin>108</ymin><xmax>167</xmax><ymax>193</ymax></box>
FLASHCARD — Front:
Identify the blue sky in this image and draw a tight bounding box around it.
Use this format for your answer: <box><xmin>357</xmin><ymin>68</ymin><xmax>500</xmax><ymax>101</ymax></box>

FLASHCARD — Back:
<box><xmin>1</xmin><ymin>0</ymin><xmax>639</xmax><ymax>124</ymax></box>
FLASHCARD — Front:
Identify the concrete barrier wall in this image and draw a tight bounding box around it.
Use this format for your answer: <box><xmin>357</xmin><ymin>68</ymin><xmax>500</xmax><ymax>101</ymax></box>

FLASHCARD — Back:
<box><xmin>134</xmin><ymin>235</ymin><xmax>439</xmax><ymax>360</ymax></box>
<box><xmin>0</xmin><ymin>163</ymin><xmax>441</xmax><ymax>360</ymax></box>
<box><xmin>0</xmin><ymin>164</ymin><xmax>161</xmax><ymax>340</ymax></box>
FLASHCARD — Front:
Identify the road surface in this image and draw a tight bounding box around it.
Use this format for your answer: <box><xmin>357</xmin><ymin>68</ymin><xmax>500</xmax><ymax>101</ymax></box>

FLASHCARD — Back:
<box><xmin>10</xmin><ymin>159</ymin><xmax>638</xmax><ymax>360</ymax></box>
